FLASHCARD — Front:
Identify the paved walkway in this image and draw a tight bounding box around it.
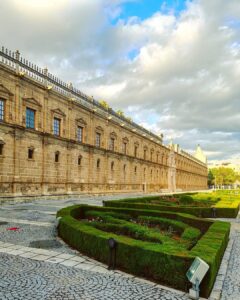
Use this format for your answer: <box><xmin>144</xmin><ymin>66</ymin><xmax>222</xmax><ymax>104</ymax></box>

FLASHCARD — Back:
<box><xmin>210</xmin><ymin>216</ymin><xmax>240</xmax><ymax>300</ymax></box>
<box><xmin>0</xmin><ymin>194</ymin><xmax>190</xmax><ymax>300</ymax></box>
<box><xmin>0</xmin><ymin>193</ymin><xmax>238</xmax><ymax>300</ymax></box>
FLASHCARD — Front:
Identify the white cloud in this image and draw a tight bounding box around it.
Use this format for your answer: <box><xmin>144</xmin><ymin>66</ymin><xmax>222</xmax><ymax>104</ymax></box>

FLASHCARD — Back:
<box><xmin>0</xmin><ymin>0</ymin><xmax>239</xmax><ymax>161</ymax></box>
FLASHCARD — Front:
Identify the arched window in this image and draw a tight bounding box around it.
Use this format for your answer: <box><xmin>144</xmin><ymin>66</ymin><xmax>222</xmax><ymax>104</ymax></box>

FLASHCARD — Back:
<box><xmin>97</xmin><ymin>158</ymin><xmax>100</xmax><ymax>169</ymax></box>
<box><xmin>123</xmin><ymin>164</ymin><xmax>126</xmax><ymax>172</ymax></box>
<box><xmin>55</xmin><ymin>151</ymin><xmax>60</xmax><ymax>163</ymax></box>
<box><xmin>78</xmin><ymin>155</ymin><xmax>82</xmax><ymax>166</ymax></box>
<box><xmin>134</xmin><ymin>166</ymin><xmax>137</xmax><ymax>173</ymax></box>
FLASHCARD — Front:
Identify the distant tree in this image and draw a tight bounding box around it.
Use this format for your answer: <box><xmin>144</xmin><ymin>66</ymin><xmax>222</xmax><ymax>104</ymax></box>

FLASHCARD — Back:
<box><xmin>208</xmin><ymin>169</ymin><xmax>214</xmax><ymax>186</ymax></box>
<box><xmin>211</xmin><ymin>167</ymin><xmax>238</xmax><ymax>186</ymax></box>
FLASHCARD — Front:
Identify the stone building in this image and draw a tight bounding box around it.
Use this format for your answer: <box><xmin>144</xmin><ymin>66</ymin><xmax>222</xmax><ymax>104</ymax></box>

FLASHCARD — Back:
<box><xmin>0</xmin><ymin>48</ymin><xmax>208</xmax><ymax>198</ymax></box>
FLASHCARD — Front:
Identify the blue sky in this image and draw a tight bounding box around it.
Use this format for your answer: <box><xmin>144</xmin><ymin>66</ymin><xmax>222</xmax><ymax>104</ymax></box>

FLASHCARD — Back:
<box><xmin>118</xmin><ymin>0</ymin><xmax>189</xmax><ymax>21</ymax></box>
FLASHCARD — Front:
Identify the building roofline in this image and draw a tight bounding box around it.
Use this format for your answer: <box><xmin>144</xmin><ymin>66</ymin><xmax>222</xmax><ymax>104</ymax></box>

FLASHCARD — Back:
<box><xmin>0</xmin><ymin>46</ymin><xmax>163</xmax><ymax>145</ymax></box>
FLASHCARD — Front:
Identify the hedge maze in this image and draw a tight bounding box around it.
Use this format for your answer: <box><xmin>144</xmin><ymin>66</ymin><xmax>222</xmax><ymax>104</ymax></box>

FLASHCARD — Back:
<box><xmin>57</xmin><ymin>192</ymin><xmax>235</xmax><ymax>297</ymax></box>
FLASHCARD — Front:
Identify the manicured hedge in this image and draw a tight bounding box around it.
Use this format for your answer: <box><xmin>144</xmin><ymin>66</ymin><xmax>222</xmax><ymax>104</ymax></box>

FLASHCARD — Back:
<box><xmin>190</xmin><ymin>221</ymin><xmax>230</xmax><ymax>296</ymax></box>
<box><xmin>103</xmin><ymin>194</ymin><xmax>240</xmax><ymax>218</ymax></box>
<box><xmin>57</xmin><ymin>205</ymin><xmax>230</xmax><ymax>297</ymax></box>
<box><xmin>85</xmin><ymin>210</ymin><xmax>200</xmax><ymax>248</ymax></box>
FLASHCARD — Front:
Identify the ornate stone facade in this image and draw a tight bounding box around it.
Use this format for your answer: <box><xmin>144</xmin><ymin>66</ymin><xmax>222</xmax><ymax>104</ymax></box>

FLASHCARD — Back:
<box><xmin>0</xmin><ymin>48</ymin><xmax>208</xmax><ymax>197</ymax></box>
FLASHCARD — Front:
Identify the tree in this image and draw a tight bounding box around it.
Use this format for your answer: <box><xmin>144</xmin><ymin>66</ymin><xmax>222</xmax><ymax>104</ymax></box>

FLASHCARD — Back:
<box><xmin>211</xmin><ymin>167</ymin><xmax>238</xmax><ymax>186</ymax></box>
<box><xmin>208</xmin><ymin>169</ymin><xmax>214</xmax><ymax>186</ymax></box>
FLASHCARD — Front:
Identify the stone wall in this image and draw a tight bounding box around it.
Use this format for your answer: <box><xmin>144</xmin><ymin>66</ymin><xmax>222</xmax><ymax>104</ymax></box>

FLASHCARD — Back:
<box><xmin>0</xmin><ymin>62</ymin><xmax>208</xmax><ymax>197</ymax></box>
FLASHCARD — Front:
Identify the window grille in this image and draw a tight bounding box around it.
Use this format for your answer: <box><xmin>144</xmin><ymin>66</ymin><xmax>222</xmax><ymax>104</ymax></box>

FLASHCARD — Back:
<box><xmin>53</xmin><ymin>118</ymin><xmax>60</xmax><ymax>136</ymax></box>
<box><xmin>109</xmin><ymin>138</ymin><xmax>115</xmax><ymax>151</ymax></box>
<box><xmin>26</xmin><ymin>108</ymin><xmax>35</xmax><ymax>129</ymax></box>
<box><xmin>77</xmin><ymin>126</ymin><xmax>83</xmax><ymax>142</ymax></box>
<box><xmin>0</xmin><ymin>100</ymin><xmax>4</xmax><ymax>121</ymax></box>
<box><xmin>96</xmin><ymin>133</ymin><xmax>101</xmax><ymax>147</ymax></box>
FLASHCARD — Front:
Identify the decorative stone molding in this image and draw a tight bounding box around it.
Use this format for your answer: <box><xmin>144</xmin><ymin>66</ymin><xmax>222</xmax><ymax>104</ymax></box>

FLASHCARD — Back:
<box><xmin>75</xmin><ymin>118</ymin><xmax>87</xmax><ymax>126</ymax></box>
<box><xmin>96</xmin><ymin>126</ymin><xmax>104</xmax><ymax>133</ymax></box>
<box><xmin>110</xmin><ymin>131</ymin><xmax>117</xmax><ymax>139</ymax></box>
<box><xmin>51</xmin><ymin>108</ymin><xmax>66</xmax><ymax>118</ymax></box>
<box><xmin>0</xmin><ymin>84</ymin><xmax>13</xmax><ymax>100</ymax></box>
<box><xmin>23</xmin><ymin>97</ymin><xmax>42</xmax><ymax>110</ymax></box>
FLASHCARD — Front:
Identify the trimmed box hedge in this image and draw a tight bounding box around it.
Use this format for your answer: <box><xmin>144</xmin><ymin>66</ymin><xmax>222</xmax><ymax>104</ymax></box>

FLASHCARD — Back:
<box><xmin>103</xmin><ymin>193</ymin><xmax>240</xmax><ymax>218</ymax></box>
<box><xmin>57</xmin><ymin>205</ymin><xmax>230</xmax><ymax>297</ymax></box>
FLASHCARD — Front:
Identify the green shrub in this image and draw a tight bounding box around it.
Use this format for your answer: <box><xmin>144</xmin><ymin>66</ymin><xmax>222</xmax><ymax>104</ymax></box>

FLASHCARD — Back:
<box><xmin>57</xmin><ymin>204</ymin><xmax>230</xmax><ymax>298</ymax></box>
<box><xmin>89</xmin><ymin>222</ymin><xmax>164</xmax><ymax>244</ymax></box>
<box><xmin>181</xmin><ymin>227</ymin><xmax>201</xmax><ymax>247</ymax></box>
<box><xmin>179</xmin><ymin>195</ymin><xmax>194</xmax><ymax>205</ymax></box>
<box><xmin>137</xmin><ymin>215</ymin><xmax>186</xmax><ymax>234</ymax></box>
<box><xmin>104</xmin><ymin>192</ymin><xmax>240</xmax><ymax>218</ymax></box>
<box><xmin>190</xmin><ymin>221</ymin><xmax>230</xmax><ymax>296</ymax></box>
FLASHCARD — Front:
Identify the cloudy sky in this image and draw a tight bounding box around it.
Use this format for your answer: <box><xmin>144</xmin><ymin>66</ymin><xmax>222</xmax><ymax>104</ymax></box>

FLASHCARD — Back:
<box><xmin>0</xmin><ymin>0</ymin><xmax>239</xmax><ymax>163</ymax></box>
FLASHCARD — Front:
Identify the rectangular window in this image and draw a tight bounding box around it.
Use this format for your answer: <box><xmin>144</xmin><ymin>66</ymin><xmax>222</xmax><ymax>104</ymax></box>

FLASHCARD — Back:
<box><xmin>28</xmin><ymin>148</ymin><xmax>34</xmax><ymax>159</ymax></box>
<box><xmin>109</xmin><ymin>138</ymin><xmax>115</xmax><ymax>151</ymax></box>
<box><xmin>53</xmin><ymin>118</ymin><xmax>61</xmax><ymax>136</ymax></box>
<box><xmin>123</xmin><ymin>142</ymin><xmax>127</xmax><ymax>155</ymax></box>
<box><xmin>134</xmin><ymin>146</ymin><xmax>138</xmax><ymax>157</ymax></box>
<box><xmin>55</xmin><ymin>152</ymin><xmax>59</xmax><ymax>163</ymax></box>
<box><xmin>144</xmin><ymin>150</ymin><xmax>147</xmax><ymax>160</ymax></box>
<box><xmin>26</xmin><ymin>108</ymin><xmax>35</xmax><ymax>129</ymax></box>
<box><xmin>77</xmin><ymin>126</ymin><xmax>83</xmax><ymax>142</ymax></box>
<box><xmin>0</xmin><ymin>99</ymin><xmax>5</xmax><ymax>121</ymax></box>
<box><xmin>0</xmin><ymin>144</ymin><xmax>3</xmax><ymax>155</ymax></box>
<box><xmin>96</xmin><ymin>132</ymin><xmax>101</xmax><ymax>147</ymax></box>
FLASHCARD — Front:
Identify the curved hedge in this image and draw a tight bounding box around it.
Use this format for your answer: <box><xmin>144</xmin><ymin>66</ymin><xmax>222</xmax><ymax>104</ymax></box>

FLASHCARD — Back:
<box><xmin>57</xmin><ymin>205</ymin><xmax>230</xmax><ymax>297</ymax></box>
